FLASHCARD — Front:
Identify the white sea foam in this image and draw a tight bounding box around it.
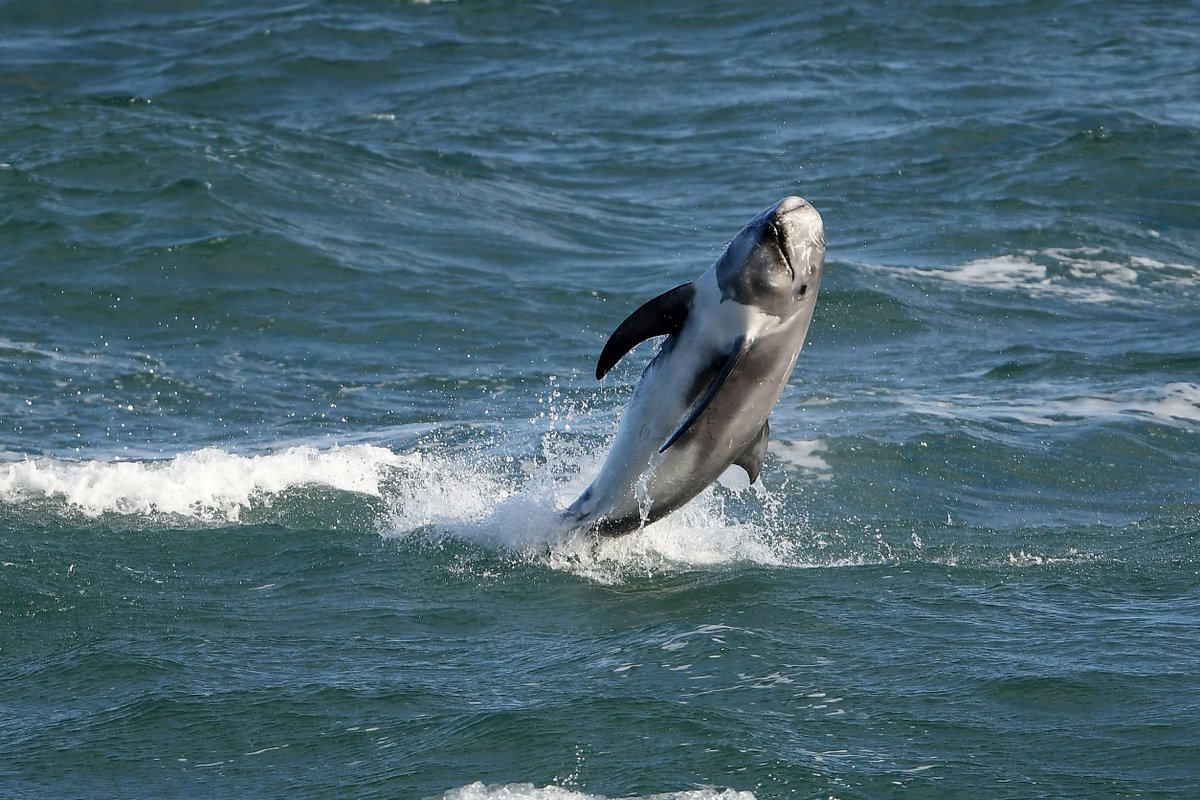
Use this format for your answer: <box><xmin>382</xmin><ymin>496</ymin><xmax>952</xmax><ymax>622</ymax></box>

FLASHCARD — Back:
<box><xmin>376</xmin><ymin>444</ymin><xmax>796</xmax><ymax>583</ymax></box>
<box><xmin>1005</xmin><ymin>548</ymin><xmax>1095</xmax><ymax>567</ymax></box>
<box><xmin>1</xmin><ymin>437</ymin><xmax>802</xmax><ymax>581</ymax></box>
<box><xmin>540</xmin><ymin>505</ymin><xmax>791</xmax><ymax>585</ymax></box>
<box><xmin>899</xmin><ymin>381</ymin><xmax>1200</xmax><ymax>429</ymax></box>
<box><xmin>440</xmin><ymin>783</ymin><xmax>754</xmax><ymax>800</ymax></box>
<box><xmin>0</xmin><ymin>444</ymin><xmax>413</xmax><ymax>522</ymax></box>
<box><xmin>769</xmin><ymin>438</ymin><xmax>831</xmax><ymax>478</ymax></box>
<box><xmin>878</xmin><ymin>248</ymin><xmax>1198</xmax><ymax>304</ymax></box>
<box><xmin>0</xmin><ymin>336</ymin><xmax>99</xmax><ymax>365</ymax></box>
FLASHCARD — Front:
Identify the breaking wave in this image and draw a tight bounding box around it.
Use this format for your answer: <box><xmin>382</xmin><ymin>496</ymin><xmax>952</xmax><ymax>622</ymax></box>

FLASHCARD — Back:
<box><xmin>0</xmin><ymin>437</ymin><xmax>802</xmax><ymax>582</ymax></box>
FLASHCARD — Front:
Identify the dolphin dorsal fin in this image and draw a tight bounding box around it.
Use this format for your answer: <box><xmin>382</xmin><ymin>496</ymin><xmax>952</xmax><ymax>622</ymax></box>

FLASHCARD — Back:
<box><xmin>734</xmin><ymin>419</ymin><xmax>770</xmax><ymax>484</ymax></box>
<box><xmin>596</xmin><ymin>282</ymin><xmax>695</xmax><ymax>380</ymax></box>
<box><xmin>659</xmin><ymin>335</ymin><xmax>748</xmax><ymax>453</ymax></box>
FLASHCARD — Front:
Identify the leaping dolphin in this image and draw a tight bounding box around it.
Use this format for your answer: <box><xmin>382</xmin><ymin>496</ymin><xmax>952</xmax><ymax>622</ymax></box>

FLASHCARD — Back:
<box><xmin>564</xmin><ymin>196</ymin><xmax>826</xmax><ymax>537</ymax></box>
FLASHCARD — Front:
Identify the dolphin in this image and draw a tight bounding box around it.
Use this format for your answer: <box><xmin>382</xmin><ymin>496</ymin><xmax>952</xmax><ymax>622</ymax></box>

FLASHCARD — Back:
<box><xmin>564</xmin><ymin>196</ymin><xmax>825</xmax><ymax>536</ymax></box>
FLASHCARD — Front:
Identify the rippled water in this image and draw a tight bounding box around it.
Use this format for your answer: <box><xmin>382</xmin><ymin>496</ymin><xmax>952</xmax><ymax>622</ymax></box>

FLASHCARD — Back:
<box><xmin>2</xmin><ymin>2</ymin><xmax>1198</xmax><ymax>798</ymax></box>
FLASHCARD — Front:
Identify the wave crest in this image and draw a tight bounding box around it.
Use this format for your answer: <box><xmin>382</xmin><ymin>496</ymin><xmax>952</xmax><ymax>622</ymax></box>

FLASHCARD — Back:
<box><xmin>1</xmin><ymin>441</ymin><xmax>801</xmax><ymax>580</ymax></box>
<box><xmin>1</xmin><ymin>444</ymin><xmax>410</xmax><ymax>522</ymax></box>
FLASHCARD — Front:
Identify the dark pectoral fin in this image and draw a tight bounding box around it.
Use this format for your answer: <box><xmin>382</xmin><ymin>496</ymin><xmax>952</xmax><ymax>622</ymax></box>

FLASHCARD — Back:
<box><xmin>734</xmin><ymin>419</ymin><xmax>769</xmax><ymax>484</ymax></box>
<box><xmin>596</xmin><ymin>282</ymin><xmax>694</xmax><ymax>380</ymax></box>
<box><xmin>659</xmin><ymin>335</ymin><xmax>747</xmax><ymax>453</ymax></box>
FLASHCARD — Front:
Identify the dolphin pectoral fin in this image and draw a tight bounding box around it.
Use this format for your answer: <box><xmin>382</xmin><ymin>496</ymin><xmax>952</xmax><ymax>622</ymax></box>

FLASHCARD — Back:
<box><xmin>734</xmin><ymin>419</ymin><xmax>769</xmax><ymax>484</ymax></box>
<box><xmin>659</xmin><ymin>335</ymin><xmax>748</xmax><ymax>453</ymax></box>
<box><xmin>596</xmin><ymin>282</ymin><xmax>695</xmax><ymax>380</ymax></box>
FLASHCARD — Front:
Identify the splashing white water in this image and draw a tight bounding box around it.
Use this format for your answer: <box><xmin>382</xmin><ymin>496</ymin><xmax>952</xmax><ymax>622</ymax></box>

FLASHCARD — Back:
<box><xmin>375</xmin><ymin>443</ymin><xmax>797</xmax><ymax>582</ymax></box>
<box><xmin>0</xmin><ymin>437</ymin><xmax>801</xmax><ymax>580</ymax></box>
<box><xmin>0</xmin><ymin>444</ymin><xmax>412</xmax><ymax>522</ymax></box>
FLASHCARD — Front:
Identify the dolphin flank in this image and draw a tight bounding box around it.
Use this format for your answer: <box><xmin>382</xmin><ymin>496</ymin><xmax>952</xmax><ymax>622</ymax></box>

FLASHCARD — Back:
<box><xmin>565</xmin><ymin>196</ymin><xmax>826</xmax><ymax>536</ymax></box>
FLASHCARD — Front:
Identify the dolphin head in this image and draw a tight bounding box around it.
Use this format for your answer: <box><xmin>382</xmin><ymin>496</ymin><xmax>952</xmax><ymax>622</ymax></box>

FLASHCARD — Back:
<box><xmin>714</xmin><ymin>196</ymin><xmax>825</xmax><ymax>320</ymax></box>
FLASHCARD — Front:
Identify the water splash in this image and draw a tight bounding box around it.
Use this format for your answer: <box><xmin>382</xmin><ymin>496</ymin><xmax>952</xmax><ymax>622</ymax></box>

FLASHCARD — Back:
<box><xmin>0</xmin><ymin>430</ymin><xmax>804</xmax><ymax>582</ymax></box>
<box><xmin>376</xmin><ymin>440</ymin><xmax>799</xmax><ymax>584</ymax></box>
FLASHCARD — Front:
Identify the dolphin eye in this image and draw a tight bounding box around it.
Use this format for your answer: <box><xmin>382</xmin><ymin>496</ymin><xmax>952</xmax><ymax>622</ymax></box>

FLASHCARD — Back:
<box><xmin>798</xmin><ymin>284</ymin><xmax>808</xmax><ymax>297</ymax></box>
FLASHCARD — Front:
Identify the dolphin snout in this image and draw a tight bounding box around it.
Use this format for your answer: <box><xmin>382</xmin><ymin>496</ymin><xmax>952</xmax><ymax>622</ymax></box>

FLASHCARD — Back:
<box><xmin>774</xmin><ymin>195</ymin><xmax>810</xmax><ymax>215</ymax></box>
<box><xmin>773</xmin><ymin>196</ymin><xmax>824</xmax><ymax>249</ymax></box>
<box><xmin>767</xmin><ymin>196</ymin><xmax>824</xmax><ymax>284</ymax></box>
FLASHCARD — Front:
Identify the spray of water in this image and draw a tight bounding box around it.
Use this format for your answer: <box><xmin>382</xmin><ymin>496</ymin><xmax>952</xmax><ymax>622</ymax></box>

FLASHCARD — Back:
<box><xmin>1</xmin><ymin>409</ymin><xmax>804</xmax><ymax>582</ymax></box>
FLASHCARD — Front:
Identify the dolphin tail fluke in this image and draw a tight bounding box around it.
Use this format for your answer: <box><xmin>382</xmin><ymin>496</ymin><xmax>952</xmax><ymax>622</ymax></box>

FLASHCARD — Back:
<box><xmin>596</xmin><ymin>282</ymin><xmax>695</xmax><ymax>380</ymax></box>
<box><xmin>659</xmin><ymin>335</ymin><xmax>747</xmax><ymax>453</ymax></box>
<box><xmin>734</xmin><ymin>419</ymin><xmax>769</xmax><ymax>484</ymax></box>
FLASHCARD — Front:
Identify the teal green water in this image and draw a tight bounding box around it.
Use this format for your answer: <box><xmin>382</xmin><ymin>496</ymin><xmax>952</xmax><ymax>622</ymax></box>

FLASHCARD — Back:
<box><xmin>2</xmin><ymin>2</ymin><xmax>1199</xmax><ymax>798</ymax></box>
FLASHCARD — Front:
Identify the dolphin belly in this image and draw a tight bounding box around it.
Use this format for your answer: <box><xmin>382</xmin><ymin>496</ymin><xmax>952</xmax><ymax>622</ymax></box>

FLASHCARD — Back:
<box><xmin>564</xmin><ymin>332</ymin><xmax>708</xmax><ymax>534</ymax></box>
<box><xmin>566</xmin><ymin>324</ymin><xmax>800</xmax><ymax>537</ymax></box>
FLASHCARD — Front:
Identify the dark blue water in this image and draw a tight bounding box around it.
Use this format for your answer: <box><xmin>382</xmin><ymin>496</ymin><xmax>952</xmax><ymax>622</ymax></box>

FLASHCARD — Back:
<box><xmin>2</xmin><ymin>2</ymin><xmax>1198</xmax><ymax>798</ymax></box>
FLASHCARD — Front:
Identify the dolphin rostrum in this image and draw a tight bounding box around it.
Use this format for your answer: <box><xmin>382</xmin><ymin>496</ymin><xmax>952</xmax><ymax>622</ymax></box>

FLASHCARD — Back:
<box><xmin>564</xmin><ymin>196</ymin><xmax>826</xmax><ymax>536</ymax></box>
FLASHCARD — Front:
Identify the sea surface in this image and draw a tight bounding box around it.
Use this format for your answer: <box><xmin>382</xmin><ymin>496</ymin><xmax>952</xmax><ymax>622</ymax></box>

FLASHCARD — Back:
<box><xmin>2</xmin><ymin>2</ymin><xmax>1198</xmax><ymax>798</ymax></box>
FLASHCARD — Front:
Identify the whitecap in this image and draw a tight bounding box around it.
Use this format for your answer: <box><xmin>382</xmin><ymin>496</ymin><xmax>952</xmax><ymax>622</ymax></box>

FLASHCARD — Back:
<box><xmin>873</xmin><ymin>248</ymin><xmax>1198</xmax><ymax>305</ymax></box>
<box><xmin>0</xmin><ymin>444</ymin><xmax>411</xmax><ymax>522</ymax></box>
<box><xmin>897</xmin><ymin>381</ymin><xmax>1200</xmax><ymax>429</ymax></box>
<box><xmin>1</xmin><ymin>433</ymin><xmax>806</xmax><ymax>581</ymax></box>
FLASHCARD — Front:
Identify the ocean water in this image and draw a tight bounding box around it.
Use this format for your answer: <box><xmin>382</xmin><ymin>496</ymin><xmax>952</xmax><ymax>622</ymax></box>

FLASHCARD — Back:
<box><xmin>2</xmin><ymin>1</ymin><xmax>1198</xmax><ymax>798</ymax></box>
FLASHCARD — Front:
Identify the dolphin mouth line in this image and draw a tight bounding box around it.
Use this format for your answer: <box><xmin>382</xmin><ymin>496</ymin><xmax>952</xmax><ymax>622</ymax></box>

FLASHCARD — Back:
<box><xmin>769</xmin><ymin>221</ymin><xmax>795</xmax><ymax>280</ymax></box>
